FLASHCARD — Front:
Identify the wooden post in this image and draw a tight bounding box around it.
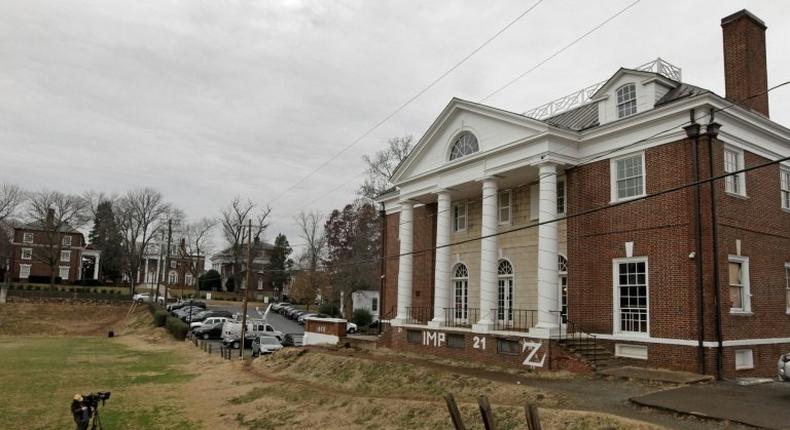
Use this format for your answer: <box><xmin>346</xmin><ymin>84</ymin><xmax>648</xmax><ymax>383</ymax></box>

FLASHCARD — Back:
<box><xmin>443</xmin><ymin>393</ymin><xmax>466</xmax><ymax>430</ymax></box>
<box><xmin>240</xmin><ymin>219</ymin><xmax>252</xmax><ymax>359</ymax></box>
<box><xmin>525</xmin><ymin>403</ymin><xmax>542</xmax><ymax>430</ymax></box>
<box><xmin>477</xmin><ymin>395</ymin><xmax>496</xmax><ymax>430</ymax></box>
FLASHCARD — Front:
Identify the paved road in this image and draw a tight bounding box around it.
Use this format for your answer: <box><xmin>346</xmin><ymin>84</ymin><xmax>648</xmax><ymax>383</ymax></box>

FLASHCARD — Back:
<box><xmin>631</xmin><ymin>381</ymin><xmax>790</xmax><ymax>429</ymax></box>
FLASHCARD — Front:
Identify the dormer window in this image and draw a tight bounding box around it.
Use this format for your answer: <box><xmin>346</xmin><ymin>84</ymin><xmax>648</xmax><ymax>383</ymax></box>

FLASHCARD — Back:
<box><xmin>616</xmin><ymin>83</ymin><xmax>637</xmax><ymax>118</ymax></box>
<box><xmin>449</xmin><ymin>132</ymin><xmax>479</xmax><ymax>161</ymax></box>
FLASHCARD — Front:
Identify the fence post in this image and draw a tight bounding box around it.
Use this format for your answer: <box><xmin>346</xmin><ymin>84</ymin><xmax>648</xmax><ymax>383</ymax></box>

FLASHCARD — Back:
<box><xmin>477</xmin><ymin>395</ymin><xmax>496</xmax><ymax>430</ymax></box>
<box><xmin>525</xmin><ymin>402</ymin><xmax>542</xmax><ymax>430</ymax></box>
<box><xmin>443</xmin><ymin>393</ymin><xmax>466</xmax><ymax>430</ymax></box>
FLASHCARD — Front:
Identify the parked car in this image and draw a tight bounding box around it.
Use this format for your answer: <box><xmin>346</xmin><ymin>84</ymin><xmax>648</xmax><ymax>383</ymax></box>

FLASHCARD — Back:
<box><xmin>193</xmin><ymin>310</ymin><xmax>233</xmax><ymax>322</ymax></box>
<box><xmin>252</xmin><ymin>335</ymin><xmax>283</xmax><ymax>356</ymax></box>
<box><xmin>297</xmin><ymin>313</ymin><xmax>316</xmax><ymax>325</ymax></box>
<box><xmin>168</xmin><ymin>300</ymin><xmax>206</xmax><ymax>312</ymax></box>
<box><xmin>190</xmin><ymin>316</ymin><xmax>229</xmax><ymax>329</ymax></box>
<box><xmin>174</xmin><ymin>306</ymin><xmax>202</xmax><ymax>319</ymax></box>
<box><xmin>778</xmin><ymin>353</ymin><xmax>790</xmax><ymax>381</ymax></box>
<box><xmin>222</xmin><ymin>333</ymin><xmax>256</xmax><ymax>350</ymax></box>
<box><xmin>132</xmin><ymin>293</ymin><xmax>164</xmax><ymax>305</ymax></box>
<box><xmin>346</xmin><ymin>322</ymin><xmax>358</xmax><ymax>334</ymax></box>
<box><xmin>271</xmin><ymin>302</ymin><xmax>289</xmax><ymax>312</ymax></box>
<box><xmin>283</xmin><ymin>333</ymin><xmax>304</xmax><ymax>347</ymax></box>
<box><xmin>193</xmin><ymin>322</ymin><xmax>224</xmax><ymax>340</ymax></box>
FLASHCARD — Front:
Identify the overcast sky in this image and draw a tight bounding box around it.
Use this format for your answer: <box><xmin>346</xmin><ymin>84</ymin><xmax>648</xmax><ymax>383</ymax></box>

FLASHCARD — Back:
<box><xmin>2</xmin><ymin>0</ymin><xmax>789</xmax><ymax>255</ymax></box>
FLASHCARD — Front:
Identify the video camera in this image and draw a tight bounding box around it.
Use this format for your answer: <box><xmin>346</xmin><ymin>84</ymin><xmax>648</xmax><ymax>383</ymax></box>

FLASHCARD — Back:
<box><xmin>81</xmin><ymin>392</ymin><xmax>111</xmax><ymax>408</ymax></box>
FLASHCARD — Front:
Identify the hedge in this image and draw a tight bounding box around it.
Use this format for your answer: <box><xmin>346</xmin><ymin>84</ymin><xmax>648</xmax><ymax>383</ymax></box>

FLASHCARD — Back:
<box><xmin>153</xmin><ymin>310</ymin><xmax>169</xmax><ymax>327</ymax></box>
<box><xmin>165</xmin><ymin>316</ymin><xmax>189</xmax><ymax>340</ymax></box>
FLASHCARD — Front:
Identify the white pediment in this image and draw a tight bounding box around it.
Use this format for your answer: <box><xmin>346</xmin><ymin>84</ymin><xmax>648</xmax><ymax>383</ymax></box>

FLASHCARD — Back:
<box><xmin>392</xmin><ymin>99</ymin><xmax>548</xmax><ymax>183</ymax></box>
<box><xmin>591</xmin><ymin>69</ymin><xmax>679</xmax><ymax>126</ymax></box>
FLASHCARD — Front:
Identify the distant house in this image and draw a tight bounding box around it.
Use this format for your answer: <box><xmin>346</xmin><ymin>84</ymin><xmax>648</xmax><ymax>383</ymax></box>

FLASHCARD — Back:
<box><xmin>10</xmin><ymin>219</ymin><xmax>96</xmax><ymax>283</ymax></box>
<box><xmin>136</xmin><ymin>239</ymin><xmax>205</xmax><ymax>291</ymax></box>
<box><xmin>211</xmin><ymin>238</ymin><xmax>277</xmax><ymax>301</ymax></box>
<box><xmin>352</xmin><ymin>289</ymin><xmax>380</xmax><ymax>321</ymax></box>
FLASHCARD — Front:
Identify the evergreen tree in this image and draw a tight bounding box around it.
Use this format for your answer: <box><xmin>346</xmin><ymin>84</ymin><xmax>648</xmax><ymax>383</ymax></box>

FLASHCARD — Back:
<box><xmin>269</xmin><ymin>233</ymin><xmax>293</xmax><ymax>297</ymax></box>
<box><xmin>90</xmin><ymin>200</ymin><xmax>125</xmax><ymax>283</ymax></box>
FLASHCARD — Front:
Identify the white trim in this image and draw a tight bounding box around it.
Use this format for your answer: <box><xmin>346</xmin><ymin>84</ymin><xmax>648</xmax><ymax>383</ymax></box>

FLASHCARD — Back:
<box><xmin>19</xmin><ymin>263</ymin><xmax>31</xmax><ymax>279</ymax></box>
<box><xmin>60</xmin><ymin>250</ymin><xmax>71</xmax><ymax>263</ymax></box>
<box><xmin>735</xmin><ymin>349</ymin><xmax>754</xmax><ymax>370</ymax></box>
<box><xmin>723</xmin><ymin>145</ymin><xmax>747</xmax><ymax>197</ymax></box>
<box><xmin>610</xmin><ymin>151</ymin><xmax>646</xmax><ymax>203</ymax></box>
<box><xmin>594</xmin><ymin>333</ymin><xmax>790</xmax><ymax>347</ymax></box>
<box><xmin>728</xmin><ymin>255</ymin><xmax>751</xmax><ymax>313</ymax></box>
<box><xmin>58</xmin><ymin>265</ymin><xmax>70</xmax><ymax>279</ymax></box>
<box><xmin>780</xmin><ymin>168</ymin><xmax>790</xmax><ymax>210</ymax></box>
<box><xmin>21</xmin><ymin>248</ymin><xmax>32</xmax><ymax>260</ymax></box>
<box><xmin>22</xmin><ymin>232</ymin><xmax>34</xmax><ymax>244</ymax></box>
<box><xmin>612</xmin><ymin>256</ymin><xmax>650</xmax><ymax>336</ymax></box>
<box><xmin>62</xmin><ymin>235</ymin><xmax>72</xmax><ymax>247</ymax></box>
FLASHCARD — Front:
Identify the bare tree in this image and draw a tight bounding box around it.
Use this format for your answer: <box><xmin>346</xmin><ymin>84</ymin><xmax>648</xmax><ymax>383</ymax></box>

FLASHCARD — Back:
<box><xmin>358</xmin><ymin>135</ymin><xmax>413</xmax><ymax>200</ymax></box>
<box><xmin>0</xmin><ymin>184</ymin><xmax>24</xmax><ymax>224</ymax></box>
<box><xmin>81</xmin><ymin>190</ymin><xmax>117</xmax><ymax>220</ymax></box>
<box><xmin>294</xmin><ymin>210</ymin><xmax>327</xmax><ymax>310</ymax></box>
<box><xmin>219</xmin><ymin>197</ymin><xmax>271</xmax><ymax>292</ymax></box>
<box><xmin>25</xmin><ymin>190</ymin><xmax>90</xmax><ymax>287</ymax></box>
<box><xmin>115</xmin><ymin>188</ymin><xmax>171</xmax><ymax>294</ymax></box>
<box><xmin>181</xmin><ymin>217</ymin><xmax>215</xmax><ymax>290</ymax></box>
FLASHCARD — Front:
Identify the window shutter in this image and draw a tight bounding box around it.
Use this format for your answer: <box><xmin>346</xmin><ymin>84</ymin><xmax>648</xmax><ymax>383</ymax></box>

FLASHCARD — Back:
<box><xmin>529</xmin><ymin>184</ymin><xmax>539</xmax><ymax>220</ymax></box>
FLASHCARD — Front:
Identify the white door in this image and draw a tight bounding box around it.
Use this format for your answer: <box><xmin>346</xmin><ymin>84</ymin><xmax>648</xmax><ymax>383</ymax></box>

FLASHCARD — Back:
<box><xmin>497</xmin><ymin>278</ymin><xmax>513</xmax><ymax>325</ymax></box>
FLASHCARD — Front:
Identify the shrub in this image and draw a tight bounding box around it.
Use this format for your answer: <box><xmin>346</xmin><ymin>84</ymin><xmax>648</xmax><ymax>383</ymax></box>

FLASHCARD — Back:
<box><xmin>153</xmin><ymin>310</ymin><xmax>169</xmax><ymax>327</ymax></box>
<box><xmin>319</xmin><ymin>302</ymin><xmax>341</xmax><ymax>317</ymax></box>
<box><xmin>165</xmin><ymin>316</ymin><xmax>189</xmax><ymax>340</ymax></box>
<box><xmin>351</xmin><ymin>308</ymin><xmax>373</xmax><ymax>327</ymax></box>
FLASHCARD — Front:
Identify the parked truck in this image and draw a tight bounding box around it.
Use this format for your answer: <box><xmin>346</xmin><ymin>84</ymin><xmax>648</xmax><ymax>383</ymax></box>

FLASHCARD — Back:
<box><xmin>221</xmin><ymin>319</ymin><xmax>283</xmax><ymax>342</ymax></box>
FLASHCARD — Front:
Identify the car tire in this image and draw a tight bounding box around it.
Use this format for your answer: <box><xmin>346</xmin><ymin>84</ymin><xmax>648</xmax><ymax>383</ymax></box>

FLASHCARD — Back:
<box><xmin>202</xmin><ymin>333</ymin><xmax>209</xmax><ymax>340</ymax></box>
<box><xmin>136</xmin><ymin>299</ymin><xmax>143</xmax><ymax>304</ymax></box>
<box><xmin>233</xmin><ymin>341</ymin><xmax>240</xmax><ymax>349</ymax></box>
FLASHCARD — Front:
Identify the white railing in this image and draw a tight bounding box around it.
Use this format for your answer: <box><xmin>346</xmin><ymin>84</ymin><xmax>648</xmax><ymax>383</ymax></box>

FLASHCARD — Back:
<box><xmin>523</xmin><ymin>58</ymin><xmax>681</xmax><ymax>120</ymax></box>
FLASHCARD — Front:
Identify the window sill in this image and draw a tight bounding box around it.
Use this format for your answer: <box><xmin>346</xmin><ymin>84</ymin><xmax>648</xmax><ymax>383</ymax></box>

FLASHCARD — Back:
<box><xmin>725</xmin><ymin>191</ymin><xmax>749</xmax><ymax>199</ymax></box>
<box><xmin>729</xmin><ymin>310</ymin><xmax>753</xmax><ymax>316</ymax></box>
<box><xmin>781</xmin><ymin>208</ymin><xmax>790</xmax><ymax>214</ymax></box>
<box><xmin>610</xmin><ymin>193</ymin><xmax>647</xmax><ymax>205</ymax></box>
<box><xmin>735</xmin><ymin>366</ymin><xmax>755</xmax><ymax>371</ymax></box>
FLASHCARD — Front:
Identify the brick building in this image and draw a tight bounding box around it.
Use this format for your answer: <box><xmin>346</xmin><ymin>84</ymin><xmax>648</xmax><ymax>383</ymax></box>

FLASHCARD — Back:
<box><xmin>10</xmin><ymin>221</ymin><xmax>92</xmax><ymax>283</ymax></box>
<box><xmin>211</xmin><ymin>239</ymin><xmax>277</xmax><ymax>301</ymax></box>
<box><xmin>376</xmin><ymin>10</ymin><xmax>790</xmax><ymax>378</ymax></box>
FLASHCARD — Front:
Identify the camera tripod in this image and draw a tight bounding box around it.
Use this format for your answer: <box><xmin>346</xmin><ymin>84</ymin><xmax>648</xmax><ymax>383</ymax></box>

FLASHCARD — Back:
<box><xmin>89</xmin><ymin>406</ymin><xmax>103</xmax><ymax>430</ymax></box>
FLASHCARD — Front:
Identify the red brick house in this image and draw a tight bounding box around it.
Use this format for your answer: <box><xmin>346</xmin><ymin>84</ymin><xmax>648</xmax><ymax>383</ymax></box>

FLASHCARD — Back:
<box><xmin>211</xmin><ymin>239</ymin><xmax>277</xmax><ymax>301</ymax></box>
<box><xmin>376</xmin><ymin>10</ymin><xmax>790</xmax><ymax>378</ymax></box>
<box><xmin>10</xmin><ymin>221</ymin><xmax>88</xmax><ymax>283</ymax></box>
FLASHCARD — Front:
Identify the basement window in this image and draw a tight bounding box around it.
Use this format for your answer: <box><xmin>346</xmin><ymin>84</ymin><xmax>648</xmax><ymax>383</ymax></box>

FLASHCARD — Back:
<box><xmin>407</xmin><ymin>330</ymin><xmax>422</xmax><ymax>345</ymax></box>
<box><xmin>496</xmin><ymin>338</ymin><xmax>519</xmax><ymax>355</ymax></box>
<box><xmin>447</xmin><ymin>333</ymin><xmax>465</xmax><ymax>349</ymax></box>
<box><xmin>735</xmin><ymin>349</ymin><xmax>754</xmax><ymax>370</ymax></box>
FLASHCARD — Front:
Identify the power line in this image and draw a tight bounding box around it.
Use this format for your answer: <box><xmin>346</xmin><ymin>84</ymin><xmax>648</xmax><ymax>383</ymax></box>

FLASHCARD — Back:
<box><xmin>481</xmin><ymin>0</ymin><xmax>641</xmax><ymax>102</ymax></box>
<box><xmin>268</xmin><ymin>1</ymin><xmax>546</xmax><ymax>205</ymax></box>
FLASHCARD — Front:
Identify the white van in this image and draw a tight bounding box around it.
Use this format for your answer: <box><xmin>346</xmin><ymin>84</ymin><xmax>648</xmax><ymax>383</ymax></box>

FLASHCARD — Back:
<box><xmin>190</xmin><ymin>316</ymin><xmax>229</xmax><ymax>329</ymax></box>
<box><xmin>221</xmin><ymin>319</ymin><xmax>283</xmax><ymax>342</ymax></box>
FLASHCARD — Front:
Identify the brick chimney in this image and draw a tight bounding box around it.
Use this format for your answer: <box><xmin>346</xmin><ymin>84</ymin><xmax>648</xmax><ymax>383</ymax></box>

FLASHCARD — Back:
<box><xmin>45</xmin><ymin>208</ymin><xmax>55</xmax><ymax>229</ymax></box>
<box><xmin>721</xmin><ymin>9</ymin><xmax>769</xmax><ymax>116</ymax></box>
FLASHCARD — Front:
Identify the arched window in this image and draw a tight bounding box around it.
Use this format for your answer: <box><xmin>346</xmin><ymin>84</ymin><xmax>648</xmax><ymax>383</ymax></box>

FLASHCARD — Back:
<box><xmin>616</xmin><ymin>83</ymin><xmax>637</xmax><ymax>118</ymax></box>
<box><xmin>449</xmin><ymin>132</ymin><xmax>479</xmax><ymax>160</ymax></box>
<box><xmin>185</xmin><ymin>273</ymin><xmax>193</xmax><ymax>286</ymax></box>
<box><xmin>453</xmin><ymin>264</ymin><xmax>469</xmax><ymax>321</ymax></box>
<box><xmin>497</xmin><ymin>260</ymin><xmax>514</xmax><ymax>324</ymax></box>
<box><xmin>168</xmin><ymin>270</ymin><xmax>178</xmax><ymax>285</ymax></box>
<box><xmin>558</xmin><ymin>255</ymin><xmax>568</xmax><ymax>323</ymax></box>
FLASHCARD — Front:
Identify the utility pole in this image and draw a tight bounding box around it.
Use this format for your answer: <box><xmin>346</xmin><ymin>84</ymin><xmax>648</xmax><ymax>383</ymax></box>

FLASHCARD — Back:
<box><xmin>165</xmin><ymin>219</ymin><xmax>172</xmax><ymax>304</ymax></box>
<box><xmin>154</xmin><ymin>230</ymin><xmax>164</xmax><ymax>305</ymax></box>
<box><xmin>1</xmin><ymin>257</ymin><xmax>10</xmax><ymax>304</ymax></box>
<box><xmin>240</xmin><ymin>219</ymin><xmax>252</xmax><ymax>359</ymax></box>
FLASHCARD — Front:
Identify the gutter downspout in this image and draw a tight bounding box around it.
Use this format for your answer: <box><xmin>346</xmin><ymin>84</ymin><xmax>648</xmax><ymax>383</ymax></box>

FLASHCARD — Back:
<box><xmin>706</xmin><ymin>114</ymin><xmax>724</xmax><ymax>380</ymax></box>
<box><xmin>379</xmin><ymin>202</ymin><xmax>387</xmax><ymax>336</ymax></box>
<box><xmin>683</xmin><ymin>111</ymin><xmax>706</xmax><ymax>375</ymax></box>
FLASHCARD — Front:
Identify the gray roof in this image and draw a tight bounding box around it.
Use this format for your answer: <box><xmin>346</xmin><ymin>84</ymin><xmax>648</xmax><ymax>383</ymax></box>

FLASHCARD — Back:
<box><xmin>19</xmin><ymin>221</ymin><xmax>80</xmax><ymax>234</ymax></box>
<box><xmin>655</xmin><ymin>83</ymin><xmax>709</xmax><ymax>107</ymax></box>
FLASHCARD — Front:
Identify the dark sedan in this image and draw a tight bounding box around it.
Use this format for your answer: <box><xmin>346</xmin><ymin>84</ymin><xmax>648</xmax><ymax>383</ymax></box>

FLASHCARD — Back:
<box><xmin>193</xmin><ymin>322</ymin><xmax>224</xmax><ymax>340</ymax></box>
<box><xmin>222</xmin><ymin>334</ymin><xmax>256</xmax><ymax>350</ymax></box>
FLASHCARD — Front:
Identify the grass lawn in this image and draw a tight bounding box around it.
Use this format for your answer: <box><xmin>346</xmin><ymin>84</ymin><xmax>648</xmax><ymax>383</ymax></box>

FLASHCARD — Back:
<box><xmin>0</xmin><ymin>336</ymin><xmax>198</xmax><ymax>430</ymax></box>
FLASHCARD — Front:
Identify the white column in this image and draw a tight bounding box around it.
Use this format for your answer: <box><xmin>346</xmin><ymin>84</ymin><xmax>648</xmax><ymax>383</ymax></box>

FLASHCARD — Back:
<box><xmin>93</xmin><ymin>255</ymin><xmax>100</xmax><ymax>280</ymax></box>
<box><xmin>474</xmin><ymin>178</ymin><xmax>498</xmax><ymax>331</ymax></box>
<box><xmin>535</xmin><ymin>163</ymin><xmax>560</xmax><ymax>334</ymax></box>
<box><xmin>429</xmin><ymin>191</ymin><xmax>452</xmax><ymax>327</ymax></box>
<box><xmin>394</xmin><ymin>201</ymin><xmax>414</xmax><ymax>324</ymax></box>
<box><xmin>143</xmin><ymin>258</ymin><xmax>149</xmax><ymax>285</ymax></box>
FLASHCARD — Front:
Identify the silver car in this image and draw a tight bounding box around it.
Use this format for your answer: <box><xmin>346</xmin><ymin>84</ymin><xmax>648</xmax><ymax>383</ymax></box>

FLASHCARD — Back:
<box><xmin>252</xmin><ymin>335</ymin><xmax>283</xmax><ymax>357</ymax></box>
<box><xmin>778</xmin><ymin>353</ymin><xmax>790</xmax><ymax>381</ymax></box>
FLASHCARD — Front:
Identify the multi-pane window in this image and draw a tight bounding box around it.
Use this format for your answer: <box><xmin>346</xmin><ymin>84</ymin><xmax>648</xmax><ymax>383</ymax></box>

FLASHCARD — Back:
<box><xmin>19</xmin><ymin>264</ymin><xmax>31</xmax><ymax>279</ymax></box>
<box><xmin>498</xmin><ymin>190</ymin><xmax>511</xmax><ymax>224</ymax></box>
<box><xmin>453</xmin><ymin>202</ymin><xmax>467</xmax><ymax>232</ymax></box>
<box><xmin>168</xmin><ymin>271</ymin><xmax>178</xmax><ymax>284</ymax></box>
<box><xmin>257</xmin><ymin>278</ymin><xmax>263</xmax><ymax>290</ymax></box>
<box><xmin>728</xmin><ymin>257</ymin><xmax>750</xmax><ymax>312</ymax></box>
<box><xmin>497</xmin><ymin>260</ymin><xmax>514</xmax><ymax>324</ymax></box>
<box><xmin>58</xmin><ymin>266</ymin><xmax>70</xmax><ymax>279</ymax></box>
<box><xmin>453</xmin><ymin>264</ymin><xmax>469</xmax><ymax>321</ymax></box>
<box><xmin>186</xmin><ymin>273</ymin><xmax>194</xmax><ymax>286</ymax></box>
<box><xmin>170</xmin><ymin>260</ymin><xmax>177</xmax><ymax>269</ymax></box>
<box><xmin>449</xmin><ymin>132</ymin><xmax>479</xmax><ymax>160</ymax></box>
<box><xmin>62</xmin><ymin>235</ymin><xmax>72</xmax><ymax>247</ymax></box>
<box><xmin>616</xmin><ymin>259</ymin><xmax>648</xmax><ymax>334</ymax></box>
<box><xmin>724</xmin><ymin>148</ymin><xmax>745</xmax><ymax>195</ymax></box>
<box><xmin>21</xmin><ymin>248</ymin><xmax>32</xmax><ymax>260</ymax></box>
<box><xmin>60</xmin><ymin>250</ymin><xmax>71</xmax><ymax>263</ymax></box>
<box><xmin>371</xmin><ymin>297</ymin><xmax>378</xmax><ymax>312</ymax></box>
<box><xmin>785</xmin><ymin>264</ymin><xmax>790</xmax><ymax>313</ymax></box>
<box><xmin>559</xmin><ymin>255</ymin><xmax>568</xmax><ymax>324</ymax></box>
<box><xmin>613</xmin><ymin>153</ymin><xmax>645</xmax><ymax>200</ymax></box>
<box><xmin>781</xmin><ymin>169</ymin><xmax>790</xmax><ymax>210</ymax></box>
<box><xmin>557</xmin><ymin>179</ymin><xmax>566</xmax><ymax>214</ymax></box>
<box><xmin>23</xmin><ymin>232</ymin><xmax>34</xmax><ymax>243</ymax></box>
<box><xmin>616</xmin><ymin>83</ymin><xmax>637</xmax><ymax>118</ymax></box>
